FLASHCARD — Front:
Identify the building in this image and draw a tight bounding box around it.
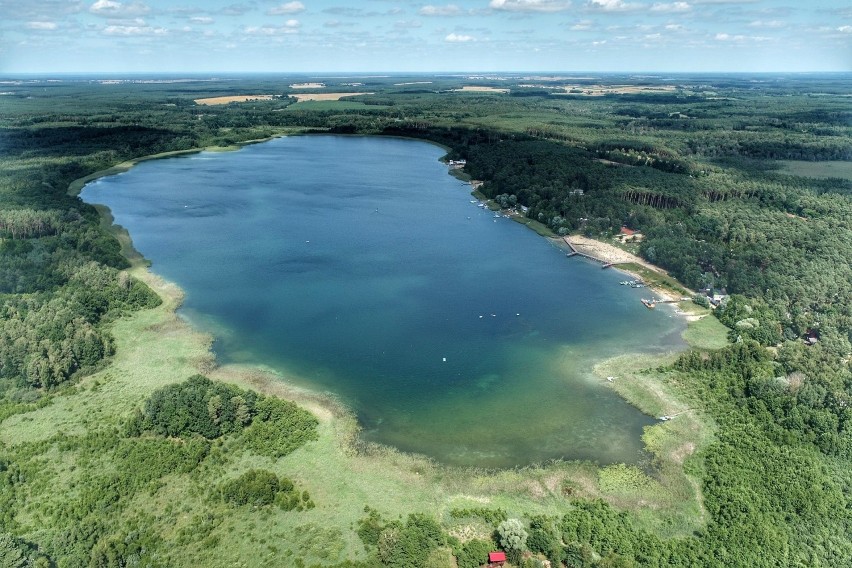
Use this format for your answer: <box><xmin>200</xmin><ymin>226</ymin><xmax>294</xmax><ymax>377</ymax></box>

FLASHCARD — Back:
<box><xmin>488</xmin><ymin>551</ymin><xmax>507</xmax><ymax>566</ymax></box>
<box><xmin>617</xmin><ymin>226</ymin><xmax>643</xmax><ymax>243</ymax></box>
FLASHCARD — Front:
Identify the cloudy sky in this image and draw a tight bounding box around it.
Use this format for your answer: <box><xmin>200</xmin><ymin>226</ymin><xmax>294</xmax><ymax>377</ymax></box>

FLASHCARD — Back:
<box><xmin>1</xmin><ymin>0</ymin><xmax>850</xmax><ymax>73</ymax></box>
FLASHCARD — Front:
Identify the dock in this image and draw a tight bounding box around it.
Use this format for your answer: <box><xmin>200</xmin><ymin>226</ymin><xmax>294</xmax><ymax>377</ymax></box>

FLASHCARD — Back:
<box><xmin>563</xmin><ymin>237</ymin><xmax>619</xmax><ymax>267</ymax></box>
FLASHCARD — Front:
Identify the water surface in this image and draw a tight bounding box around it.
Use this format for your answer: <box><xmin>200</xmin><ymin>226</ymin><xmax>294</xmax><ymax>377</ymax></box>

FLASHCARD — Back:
<box><xmin>83</xmin><ymin>135</ymin><xmax>684</xmax><ymax>468</ymax></box>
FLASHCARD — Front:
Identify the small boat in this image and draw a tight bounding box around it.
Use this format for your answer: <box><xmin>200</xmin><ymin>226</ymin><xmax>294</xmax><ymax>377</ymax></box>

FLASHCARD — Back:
<box><xmin>641</xmin><ymin>298</ymin><xmax>656</xmax><ymax>309</ymax></box>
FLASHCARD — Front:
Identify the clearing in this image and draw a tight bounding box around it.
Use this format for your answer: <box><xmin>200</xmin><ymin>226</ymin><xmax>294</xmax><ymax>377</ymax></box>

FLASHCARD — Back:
<box><xmin>773</xmin><ymin>160</ymin><xmax>852</xmax><ymax>181</ymax></box>
<box><xmin>194</xmin><ymin>95</ymin><xmax>277</xmax><ymax>105</ymax></box>
<box><xmin>289</xmin><ymin>92</ymin><xmax>373</xmax><ymax>102</ymax></box>
<box><xmin>453</xmin><ymin>86</ymin><xmax>510</xmax><ymax>93</ymax></box>
<box><xmin>558</xmin><ymin>85</ymin><xmax>678</xmax><ymax>96</ymax></box>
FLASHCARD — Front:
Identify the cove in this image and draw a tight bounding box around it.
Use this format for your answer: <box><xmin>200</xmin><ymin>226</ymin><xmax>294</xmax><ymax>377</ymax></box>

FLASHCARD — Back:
<box><xmin>82</xmin><ymin>135</ymin><xmax>685</xmax><ymax>468</ymax></box>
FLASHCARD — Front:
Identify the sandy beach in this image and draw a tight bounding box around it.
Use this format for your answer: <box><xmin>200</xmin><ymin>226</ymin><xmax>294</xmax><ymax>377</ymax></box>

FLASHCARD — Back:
<box><xmin>563</xmin><ymin>235</ymin><xmax>696</xmax><ymax>309</ymax></box>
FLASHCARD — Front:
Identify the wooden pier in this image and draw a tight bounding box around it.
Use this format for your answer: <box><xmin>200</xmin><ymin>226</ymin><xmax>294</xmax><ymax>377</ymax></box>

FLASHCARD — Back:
<box><xmin>563</xmin><ymin>237</ymin><xmax>618</xmax><ymax>267</ymax></box>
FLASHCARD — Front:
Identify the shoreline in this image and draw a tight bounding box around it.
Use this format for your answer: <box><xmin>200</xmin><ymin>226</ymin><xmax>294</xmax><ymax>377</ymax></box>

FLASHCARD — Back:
<box><xmin>75</xmin><ymin>133</ymin><xmax>716</xmax><ymax>486</ymax></box>
<box><xmin>560</xmin><ymin>235</ymin><xmax>694</xmax><ymax>304</ymax></box>
<box><xmin>66</xmin><ymin>132</ymin><xmax>297</xmax><ymax>197</ymax></box>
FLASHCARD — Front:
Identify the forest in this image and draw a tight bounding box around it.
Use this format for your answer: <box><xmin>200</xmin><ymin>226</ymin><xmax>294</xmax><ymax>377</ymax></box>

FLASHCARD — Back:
<box><xmin>0</xmin><ymin>73</ymin><xmax>850</xmax><ymax>567</ymax></box>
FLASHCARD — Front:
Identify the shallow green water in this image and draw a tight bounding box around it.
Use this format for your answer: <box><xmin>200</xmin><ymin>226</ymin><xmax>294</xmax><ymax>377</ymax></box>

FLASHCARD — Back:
<box><xmin>82</xmin><ymin>135</ymin><xmax>685</xmax><ymax>468</ymax></box>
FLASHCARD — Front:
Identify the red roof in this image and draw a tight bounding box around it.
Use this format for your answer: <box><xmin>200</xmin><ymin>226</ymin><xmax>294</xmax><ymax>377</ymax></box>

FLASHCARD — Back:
<box><xmin>489</xmin><ymin>551</ymin><xmax>507</xmax><ymax>562</ymax></box>
<box><xmin>620</xmin><ymin>226</ymin><xmax>636</xmax><ymax>236</ymax></box>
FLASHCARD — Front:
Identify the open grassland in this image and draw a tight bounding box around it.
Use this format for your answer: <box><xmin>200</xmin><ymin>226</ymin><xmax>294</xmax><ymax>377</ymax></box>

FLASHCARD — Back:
<box><xmin>773</xmin><ymin>160</ymin><xmax>852</xmax><ymax>180</ymax></box>
<box><xmin>680</xmin><ymin>313</ymin><xmax>731</xmax><ymax>350</ymax></box>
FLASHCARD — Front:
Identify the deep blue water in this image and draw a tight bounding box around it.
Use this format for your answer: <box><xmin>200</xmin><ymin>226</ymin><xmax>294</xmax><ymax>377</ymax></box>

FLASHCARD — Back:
<box><xmin>82</xmin><ymin>135</ymin><xmax>684</xmax><ymax>468</ymax></box>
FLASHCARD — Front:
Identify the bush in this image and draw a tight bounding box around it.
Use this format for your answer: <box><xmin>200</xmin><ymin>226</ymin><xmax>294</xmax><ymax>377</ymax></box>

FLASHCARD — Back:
<box><xmin>221</xmin><ymin>469</ymin><xmax>280</xmax><ymax>506</ymax></box>
<box><xmin>496</xmin><ymin>518</ymin><xmax>527</xmax><ymax>563</ymax></box>
<box><xmin>238</xmin><ymin>396</ymin><xmax>319</xmax><ymax>458</ymax></box>
<box><xmin>448</xmin><ymin>507</ymin><xmax>508</xmax><ymax>527</ymax></box>
<box><xmin>138</xmin><ymin>375</ymin><xmax>317</xmax><ymax>458</ymax></box>
<box><xmin>221</xmin><ymin>469</ymin><xmax>313</xmax><ymax>510</ymax></box>
<box><xmin>455</xmin><ymin>538</ymin><xmax>494</xmax><ymax>568</ymax></box>
<box><xmin>141</xmin><ymin>375</ymin><xmax>257</xmax><ymax>439</ymax></box>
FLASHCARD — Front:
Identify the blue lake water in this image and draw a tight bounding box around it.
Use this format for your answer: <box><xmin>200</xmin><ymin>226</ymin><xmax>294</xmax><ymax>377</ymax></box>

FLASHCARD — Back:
<box><xmin>82</xmin><ymin>135</ymin><xmax>685</xmax><ymax>468</ymax></box>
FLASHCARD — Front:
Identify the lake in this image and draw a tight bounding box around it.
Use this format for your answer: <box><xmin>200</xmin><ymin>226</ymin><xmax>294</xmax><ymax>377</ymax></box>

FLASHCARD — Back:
<box><xmin>82</xmin><ymin>135</ymin><xmax>685</xmax><ymax>468</ymax></box>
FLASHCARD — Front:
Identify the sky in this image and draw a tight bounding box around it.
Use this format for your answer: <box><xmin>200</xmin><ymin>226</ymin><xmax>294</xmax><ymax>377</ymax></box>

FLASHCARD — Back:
<box><xmin>1</xmin><ymin>0</ymin><xmax>850</xmax><ymax>74</ymax></box>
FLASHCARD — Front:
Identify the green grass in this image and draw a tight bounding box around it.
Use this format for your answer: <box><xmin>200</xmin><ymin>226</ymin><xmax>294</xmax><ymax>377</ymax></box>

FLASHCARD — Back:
<box><xmin>681</xmin><ymin>313</ymin><xmax>731</xmax><ymax>350</ymax></box>
<box><xmin>773</xmin><ymin>160</ymin><xmax>852</xmax><ymax>180</ymax></box>
<box><xmin>592</xmin><ymin>352</ymin><xmax>715</xmax><ymax>537</ymax></box>
<box><xmin>614</xmin><ymin>262</ymin><xmax>692</xmax><ymax>298</ymax></box>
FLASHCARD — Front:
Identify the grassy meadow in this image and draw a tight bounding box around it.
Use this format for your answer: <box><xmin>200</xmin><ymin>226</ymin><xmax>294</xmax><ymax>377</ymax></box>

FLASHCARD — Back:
<box><xmin>773</xmin><ymin>160</ymin><xmax>852</xmax><ymax>181</ymax></box>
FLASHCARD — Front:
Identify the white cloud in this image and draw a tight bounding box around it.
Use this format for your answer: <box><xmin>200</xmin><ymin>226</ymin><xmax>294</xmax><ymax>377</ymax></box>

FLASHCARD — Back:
<box><xmin>26</xmin><ymin>21</ymin><xmax>58</xmax><ymax>30</ymax></box>
<box><xmin>838</xmin><ymin>25</ymin><xmax>852</xmax><ymax>33</ymax></box>
<box><xmin>650</xmin><ymin>2</ymin><xmax>690</xmax><ymax>13</ymax></box>
<box><xmin>748</xmin><ymin>20</ymin><xmax>784</xmax><ymax>29</ymax></box>
<box><xmin>89</xmin><ymin>0</ymin><xmax>149</xmax><ymax>18</ymax></box>
<box><xmin>103</xmin><ymin>24</ymin><xmax>165</xmax><ymax>35</ymax></box>
<box><xmin>445</xmin><ymin>32</ymin><xmax>475</xmax><ymax>42</ymax></box>
<box><xmin>245</xmin><ymin>20</ymin><xmax>300</xmax><ymax>35</ymax></box>
<box><xmin>665</xmin><ymin>24</ymin><xmax>683</xmax><ymax>30</ymax></box>
<box><xmin>715</xmin><ymin>32</ymin><xmax>750</xmax><ymax>41</ymax></box>
<box><xmin>570</xmin><ymin>20</ymin><xmax>593</xmax><ymax>30</ymax></box>
<box><xmin>420</xmin><ymin>5</ymin><xmax>462</xmax><ymax>16</ymax></box>
<box><xmin>489</xmin><ymin>0</ymin><xmax>572</xmax><ymax>13</ymax></box>
<box><xmin>395</xmin><ymin>19</ymin><xmax>423</xmax><ymax>29</ymax></box>
<box><xmin>268</xmin><ymin>2</ymin><xmax>305</xmax><ymax>15</ymax></box>
<box><xmin>190</xmin><ymin>16</ymin><xmax>213</xmax><ymax>25</ymax></box>
<box><xmin>588</xmin><ymin>0</ymin><xmax>637</xmax><ymax>11</ymax></box>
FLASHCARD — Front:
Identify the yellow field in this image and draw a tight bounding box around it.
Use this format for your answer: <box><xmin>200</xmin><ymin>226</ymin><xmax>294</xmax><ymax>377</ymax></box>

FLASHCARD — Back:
<box><xmin>453</xmin><ymin>86</ymin><xmax>510</xmax><ymax>93</ymax></box>
<box><xmin>194</xmin><ymin>95</ymin><xmax>277</xmax><ymax>105</ymax></box>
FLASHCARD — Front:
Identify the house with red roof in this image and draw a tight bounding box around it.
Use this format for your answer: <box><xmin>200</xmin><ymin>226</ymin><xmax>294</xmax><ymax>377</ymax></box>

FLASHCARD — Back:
<box><xmin>617</xmin><ymin>226</ymin><xmax>643</xmax><ymax>243</ymax></box>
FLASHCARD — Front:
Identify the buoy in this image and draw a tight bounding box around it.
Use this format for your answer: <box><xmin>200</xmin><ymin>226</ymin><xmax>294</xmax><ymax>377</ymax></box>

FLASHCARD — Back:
<box><xmin>442</xmin><ymin>357</ymin><xmax>446</xmax><ymax>362</ymax></box>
